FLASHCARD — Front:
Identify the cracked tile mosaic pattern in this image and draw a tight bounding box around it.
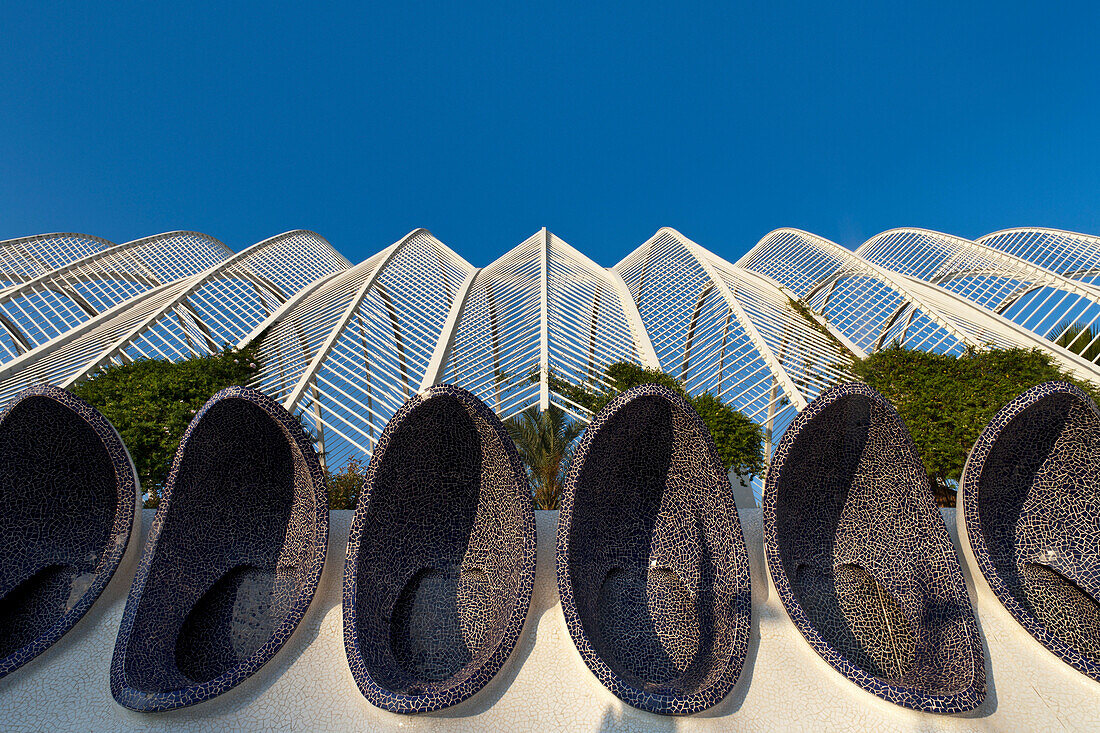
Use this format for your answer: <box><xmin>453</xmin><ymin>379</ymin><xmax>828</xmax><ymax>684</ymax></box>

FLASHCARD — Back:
<box><xmin>763</xmin><ymin>382</ymin><xmax>985</xmax><ymax>713</ymax></box>
<box><xmin>110</xmin><ymin>386</ymin><xmax>327</xmax><ymax>712</ymax></box>
<box><xmin>0</xmin><ymin>385</ymin><xmax>138</xmax><ymax>680</ymax></box>
<box><xmin>343</xmin><ymin>384</ymin><xmax>537</xmax><ymax>714</ymax></box>
<box><xmin>557</xmin><ymin>384</ymin><xmax>751</xmax><ymax>716</ymax></box>
<box><xmin>960</xmin><ymin>380</ymin><xmax>1100</xmax><ymax>683</ymax></box>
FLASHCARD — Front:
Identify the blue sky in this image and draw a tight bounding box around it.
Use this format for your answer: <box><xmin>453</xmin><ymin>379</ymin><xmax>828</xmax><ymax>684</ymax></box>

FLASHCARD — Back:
<box><xmin>2</xmin><ymin>2</ymin><xmax>1098</xmax><ymax>267</ymax></box>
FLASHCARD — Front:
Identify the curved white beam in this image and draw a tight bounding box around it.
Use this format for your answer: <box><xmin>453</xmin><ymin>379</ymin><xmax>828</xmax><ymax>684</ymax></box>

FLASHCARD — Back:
<box><xmin>0</xmin><ymin>232</ymin><xmax>116</xmax><ymax>286</ymax></box>
<box><xmin>62</xmin><ymin>230</ymin><xmax>339</xmax><ymax>387</ymax></box>
<box><xmin>604</xmin><ymin>266</ymin><xmax>661</xmax><ymax>369</ymax></box>
<box><xmin>668</xmin><ymin>228</ymin><xmax>809</xmax><ymax>411</ymax></box>
<box><xmin>236</xmin><ymin>268</ymin><xmax>349</xmax><ymax>350</ymax></box>
<box><xmin>771</xmin><ymin>228</ymin><xmax>982</xmax><ymax>352</ymax></box>
<box><xmin>419</xmin><ymin>268</ymin><xmax>480</xmax><ymax>391</ymax></box>
<box><xmin>282</xmin><ymin>232</ymin><xmax>418</xmax><ymax>412</ymax></box>
<box><xmin>538</xmin><ymin>228</ymin><xmax>550</xmax><ymax>411</ymax></box>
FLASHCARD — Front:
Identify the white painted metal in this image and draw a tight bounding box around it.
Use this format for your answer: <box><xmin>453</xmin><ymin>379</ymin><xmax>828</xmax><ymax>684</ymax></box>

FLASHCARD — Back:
<box><xmin>419</xmin><ymin>269</ymin><xmax>480</xmax><ymax>391</ymax></box>
<box><xmin>604</xmin><ymin>266</ymin><xmax>661</xmax><ymax>369</ymax></box>
<box><xmin>861</xmin><ymin>228</ymin><xmax>1100</xmax><ymax>363</ymax></box>
<box><xmin>283</xmin><ymin>239</ymin><xmax>407</xmax><ymax>413</ymax></box>
<box><xmin>1</xmin><ymin>222</ymin><xmax>1098</xmax><ymax>500</ymax></box>
<box><xmin>0</xmin><ymin>232</ymin><xmax>116</xmax><ymax>288</ymax></box>
<box><xmin>236</xmin><ymin>269</ymin><xmax>350</xmax><ymax>350</ymax></box>
<box><xmin>0</xmin><ymin>232</ymin><xmax>231</xmax><ymax>361</ymax></box>
<box><xmin>0</xmin><ymin>230</ymin><xmax>347</xmax><ymax>402</ymax></box>
<box><xmin>538</xmin><ymin>227</ymin><xmax>550</xmax><ymax>411</ymax></box>
<box><xmin>675</xmin><ymin>230</ymin><xmax>809</xmax><ymax>411</ymax></box>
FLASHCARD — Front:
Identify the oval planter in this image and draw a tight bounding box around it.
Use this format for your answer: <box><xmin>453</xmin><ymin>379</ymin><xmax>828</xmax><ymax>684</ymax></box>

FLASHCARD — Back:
<box><xmin>343</xmin><ymin>385</ymin><xmax>536</xmax><ymax>713</ymax></box>
<box><xmin>0</xmin><ymin>385</ymin><xmax>139</xmax><ymax>679</ymax></box>
<box><xmin>111</xmin><ymin>386</ymin><xmax>327</xmax><ymax>712</ymax></box>
<box><xmin>557</xmin><ymin>384</ymin><xmax>751</xmax><ymax>715</ymax></box>
<box><xmin>763</xmin><ymin>382</ymin><xmax>985</xmax><ymax>712</ymax></box>
<box><xmin>959</xmin><ymin>381</ymin><xmax>1100</xmax><ymax>682</ymax></box>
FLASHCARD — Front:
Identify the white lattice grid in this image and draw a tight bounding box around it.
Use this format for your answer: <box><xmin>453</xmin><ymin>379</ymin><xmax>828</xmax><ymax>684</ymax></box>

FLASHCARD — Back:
<box><xmin>859</xmin><ymin>229</ymin><xmax>1100</xmax><ymax>361</ymax></box>
<box><xmin>442</xmin><ymin>233</ymin><xmax>542</xmax><ymax>422</ymax></box>
<box><xmin>980</xmin><ymin>228</ymin><xmax>1100</xmax><ymax>357</ymax></box>
<box><xmin>711</xmin><ymin>262</ymin><xmax>853</xmax><ymax>404</ymax></box>
<box><xmin>293</xmin><ymin>232</ymin><xmax>473</xmax><ymax>470</ymax></box>
<box><xmin>235</xmin><ymin>231</ymin><xmax>351</xmax><ymax>298</ymax></box>
<box><xmin>617</xmin><ymin>230</ymin><xmax>717</xmax><ymax>374</ymax></box>
<box><xmin>0</xmin><ymin>231</ymin><xmax>347</xmax><ymax>402</ymax></box>
<box><xmin>0</xmin><ymin>283</ymin><xmax>186</xmax><ymax>403</ymax></box>
<box><xmin>545</xmin><ymin>234</ymin><xmax>640</xmax><ymax>417</ymax></box>
<box><xmin>0</xmin><ymin>232</ymin><xmax>231</xmax><ymax>362</ymax></box>
<box><xmin>117</xmin><ymin>232</ymin><xmax>349</xmax><ymax>365</ymax></box>
<box><xmin>0</xmin><ymin>233</ymin><xmax>114</xmax><ymax>286</ymax></box>
<box><xmin>616</xmin><ymin>230</ymin><xmax>798</xmax><ymax>449</ymax></box>
<box><xmin>979</xmin><ymin>228</ymin><xmax>1100</xmax><ymax>284</ymax></box>
<box><xmin>252</xmin><ymin>251</ymin><xmax>389</xmax><ymax>402</ymax></box>
<box><xmin>740</xmin><ymin>230</ymin><xmax>969</xmax><ymax>355</ymax></box>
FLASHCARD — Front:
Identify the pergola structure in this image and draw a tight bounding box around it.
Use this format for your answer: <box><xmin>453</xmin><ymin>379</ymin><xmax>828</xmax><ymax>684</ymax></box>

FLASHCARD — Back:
<box><xmin>0</xmin><ymin>225</ymin><xmax>1097</xmax><ymax>487</ymax></box>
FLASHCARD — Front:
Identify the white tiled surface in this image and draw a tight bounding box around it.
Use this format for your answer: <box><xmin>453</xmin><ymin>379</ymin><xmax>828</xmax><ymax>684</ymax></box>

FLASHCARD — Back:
<box><xmin>1</xmin><ymin>509</ymin><xmax>1097</xmax><ymax>731</ymax></box>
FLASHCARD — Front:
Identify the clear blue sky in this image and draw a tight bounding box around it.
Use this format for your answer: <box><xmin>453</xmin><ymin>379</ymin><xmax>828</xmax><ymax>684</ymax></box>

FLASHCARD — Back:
<box><xmin>3</xmin><ymin>2</ymin><xmax>1098</xmax><ymax>267</ymax></box>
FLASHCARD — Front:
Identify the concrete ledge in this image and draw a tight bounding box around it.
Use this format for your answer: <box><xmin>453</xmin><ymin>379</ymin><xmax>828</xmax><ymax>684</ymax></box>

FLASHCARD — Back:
<box><xmin>0</xmin><ymin>509</ymin><xmax>1098</xmax><ymax>731</ymax></box>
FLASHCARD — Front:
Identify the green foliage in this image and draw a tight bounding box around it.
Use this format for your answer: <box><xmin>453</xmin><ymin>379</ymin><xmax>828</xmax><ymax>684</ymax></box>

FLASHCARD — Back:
<box><xmin>689</xmin><ymin>392</ymin><xmax>767</xmax><ymax>479</ymax></box>
<box><xmin>1056</xmin><ymin>321</ymin><xmax>1100</xmax><ymax>362</ymax></box>
<box><xmin>850</xmin><ymin>345</ymin><xmax>1100</xmax><ymax>506</ymax></box>
<box><xmin>326</xmin><ymin>457</ymin><xmax>367</xmax><ymax>510</ymax></box>
<box><xmin>554</xmin><ymin>361</ymin><xmax>765</xmax><ymax>479</ymax></box>
<box><xmin>506</xmin><ymin>405</ymin><xmax>585</xmax><ymax>510</ymax></box>
<box><xmin>70</xmin><ymin>345</ymin><xmax>262</xmax><ymax>507</ymax></box>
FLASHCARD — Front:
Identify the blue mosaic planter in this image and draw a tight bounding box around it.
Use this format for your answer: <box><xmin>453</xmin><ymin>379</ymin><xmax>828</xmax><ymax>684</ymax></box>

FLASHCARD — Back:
<box><xmin>110</xmin><ymin>386</ymin><xmax>327</xmax><ymax>712</ymax></box>
<box><xmin>557</xmin><ymin>384</ymin><xmax>752</xmax><ymax>716</ymax></box>
<box><xmin>763</xmin><ymin>382</ymin><xmax>985</xmax><ymax>713</ymax></box>
<box><xmin>960</xmin><ymin>381</ymin><xmax>1100</xmax><ymax>682</ymax></box>
<box><xmin>0</xmin><ymin>385</ymin><xmax>138</xmax><ymax>680</ymax></box>
<box><xmin>343</xmin><ymin>384</ymin><xmax>536</xmax><ymax>714</ymax></box>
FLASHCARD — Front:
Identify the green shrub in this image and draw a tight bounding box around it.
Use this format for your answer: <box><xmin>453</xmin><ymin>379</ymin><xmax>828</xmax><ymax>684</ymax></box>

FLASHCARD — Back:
<box><xmin>70</xmin><ymin>345</ymin><xmax>262</xmax><ymax>507</ymax></box>
<box><xmin>851</xmin><ymin>345</ymin><xmax>1100</xmax><ymax>506</ymax></box>
<box><xmin>326</xmin><ymin>457</ymin><xmax>367</xmax><ymax>509</ymax></box>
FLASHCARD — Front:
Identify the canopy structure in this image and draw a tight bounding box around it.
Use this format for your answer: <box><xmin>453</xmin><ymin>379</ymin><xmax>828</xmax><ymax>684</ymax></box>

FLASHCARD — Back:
<box><xmin>0</xmin><ymin>225</ymin><xmax>1097</xmax><ymax>493</ymax></box>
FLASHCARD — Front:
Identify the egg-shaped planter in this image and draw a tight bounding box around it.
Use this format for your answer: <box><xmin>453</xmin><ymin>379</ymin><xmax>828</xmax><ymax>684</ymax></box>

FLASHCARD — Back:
<box><xmin>344</xmin><ymin>385</ymin><xmax>536</xmax><ymax>714</ymax></box>
<box><xmin>0</xmin><ymin>385</ymin><xmax>139</xmax><ymax>679</ymax></box>
<box><xmin>764</xmin><ymin>383</ymin><xmax>985</xmax><ymax>712</ymax></box>
<box><xmin>111</xmin><ymin>386</ymin><xmax>327</xmax><ymax>712</ymax></box>
<box><xmin>959</xmin><ymin>381</ymin><xmax>1100</xmax><ymax>682</ymax></box>
<box><xmin>557</xmin><ymin>384</ymin><xmax>751</xmax><ymax>715</ymax></box>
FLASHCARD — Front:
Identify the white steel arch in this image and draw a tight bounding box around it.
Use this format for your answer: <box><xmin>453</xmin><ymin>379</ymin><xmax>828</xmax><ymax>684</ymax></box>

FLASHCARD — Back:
<box><xmin>978</xmin><ymin>227</ymin><xmax>1100</xmax><ymax>284</ymax></box>
<box><xmin>252</xmin><ymin>229</ymin><xmax>474</xmax><ymax>470</ymax></box>
<box><xmin>0</xmin><ymin>232</ymin><xmax>232</xmax><ymax>362</ymax></box>
<box><xmin>740</xmin><ymin>228</ymin><xmax>984</xmax><ymax>356</ymax></box>
<box><xmin>0</xmin><ymin>233</ymin><xmax>116</xmax><ymax>287</ymax></box>
<box><xmin>616</xmin><ymin>228</ymin><xmax>855</xmax><ymax>457</ymax></box>
<box><xmin>0</xmin><ymin>230</ymin><xmax>348</xmax><ymax>402</ymax></box>
<box><xmin>440</xmin><ymin>230</ymin><xmax>646</xmax><ymax>422</ymax></box>
<box><xmin>858</xmin><ymin>228</ymin><xmax>1100</xmax><ymax>361</ymax></box>
<box><xmin>0</xmin><ymin>222</ymin><xmax>1097</xmax><ymax>500</ymax></box>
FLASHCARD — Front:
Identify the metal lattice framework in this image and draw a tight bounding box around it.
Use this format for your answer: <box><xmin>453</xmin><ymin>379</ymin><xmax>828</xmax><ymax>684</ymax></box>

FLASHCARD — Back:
<box><xmin>0</xmin><ymin>232</ymin><xmax>232</xmax><ymax>361</ymax></box>
<box><xmin>0</xmin><ymin>233</ymin><xmax>116</xmax><ymax>287</ymax></box>
<box><xmin>0</xmin><ymin>230</ymin><xmax>349</xmax><ymax>403</ymax></box>
<box><xmin>1</xmin><ymin>224</ymin><xmax>1098</xmax><ymax>491</ymax></box>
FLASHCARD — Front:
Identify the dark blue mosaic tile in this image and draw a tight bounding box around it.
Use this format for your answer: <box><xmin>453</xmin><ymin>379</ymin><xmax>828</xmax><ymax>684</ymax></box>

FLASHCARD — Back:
<box><xmin>960</xmin><ymin>380</ymin><xmax>1100</xmax><ymax>682</ymax></box>
<box><xmin>0</xmin><ymin>385</ymin><xmax>138</xmax><ymax>680</ymax></box>
<box><xmin>110</xmin><ymin>386</ymin><xmax>327</xmax><ymax>712</ymax></box>
<box><xmin>343</xmin><ymin>384</ymin><xmax>537</xmax><ymax>714</ymax></box>
<box><xmin>763</xmin><ymin>382</ymin><xmax>985</xmax><ymax>713</ymax></box>
<box><xmin>557</xmin><ymin>384</ymin><xmax>752</xmax><ymax>716</ymax></box>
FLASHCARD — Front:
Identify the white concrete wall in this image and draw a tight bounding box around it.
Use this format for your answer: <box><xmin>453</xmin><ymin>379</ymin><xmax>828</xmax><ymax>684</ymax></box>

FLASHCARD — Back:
<box><xmin>0</xmin><ymin>509</ymin><xmax>1097</xmax><ymax>731</ymax></box>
